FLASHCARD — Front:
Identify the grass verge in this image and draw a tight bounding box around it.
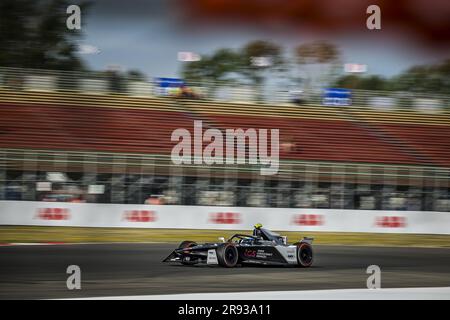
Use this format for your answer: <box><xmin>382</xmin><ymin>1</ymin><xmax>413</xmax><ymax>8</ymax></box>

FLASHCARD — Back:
<box><xmin>0</xmin><ymin>226</ymin><xmax>449</xmax><ymax>248</ymax></box>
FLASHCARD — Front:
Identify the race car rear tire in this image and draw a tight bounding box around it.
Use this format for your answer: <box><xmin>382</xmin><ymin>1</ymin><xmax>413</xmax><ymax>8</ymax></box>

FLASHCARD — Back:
<box><xmin>216</xmin><ymin>243</ymin><xmax>239</xmax><ymax>267</ymax></box>
<box><xmin>296</xmin><ymin>242</ymin><xmax>313</xmax><ymax>267</ymax></box>
<box><xmin>178</xmin><ymin>241</ymin><xmax>198</xmax><ymax>265</ymax></box>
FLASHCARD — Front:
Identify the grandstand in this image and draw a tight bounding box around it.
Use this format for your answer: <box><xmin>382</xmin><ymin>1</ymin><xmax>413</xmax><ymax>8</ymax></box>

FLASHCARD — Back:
<box><xmin>0</xmin><ymin>70</ymin><xmax>449</xmax><ymax>211</ymax></box>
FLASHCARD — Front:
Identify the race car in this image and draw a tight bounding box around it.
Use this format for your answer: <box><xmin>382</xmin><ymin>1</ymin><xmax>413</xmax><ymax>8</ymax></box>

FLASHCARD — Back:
<box><xmin>162</xmin><ymin>224</ymin><xmax>314</xmax><ymax>267</ymax></box>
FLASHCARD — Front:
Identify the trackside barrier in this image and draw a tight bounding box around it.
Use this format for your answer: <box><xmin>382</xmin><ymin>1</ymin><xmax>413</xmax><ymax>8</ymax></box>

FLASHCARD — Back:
<box><xmin>0</xmin><ymin>201</ymin><xmax>449</xmax><ymax>235</ymax></box>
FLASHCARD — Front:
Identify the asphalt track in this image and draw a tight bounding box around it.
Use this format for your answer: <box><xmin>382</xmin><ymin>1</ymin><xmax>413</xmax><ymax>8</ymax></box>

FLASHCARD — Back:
<box><xmin>0</xmin><ymin>243</ymin><xmax>449</xmax><ymax>299</ymax></box>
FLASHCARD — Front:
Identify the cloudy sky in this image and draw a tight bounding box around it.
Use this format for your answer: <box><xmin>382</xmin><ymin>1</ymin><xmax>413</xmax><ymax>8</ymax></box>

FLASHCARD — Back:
<box><xmin>74</xmin><ymin>0</ymin><xmax>450</xmax><ymax>78</ymax></box>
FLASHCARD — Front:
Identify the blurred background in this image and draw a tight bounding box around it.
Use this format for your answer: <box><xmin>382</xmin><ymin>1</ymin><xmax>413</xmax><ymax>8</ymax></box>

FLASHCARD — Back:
<box><xmin>0</xmin><ymin>0</ymin><xmax>449</xmax><ymax>211</ymax></box>
<box><xmin>2</xmin><ymin>0</ymin><xmax>450</xmax><ymax>301</ymax></box>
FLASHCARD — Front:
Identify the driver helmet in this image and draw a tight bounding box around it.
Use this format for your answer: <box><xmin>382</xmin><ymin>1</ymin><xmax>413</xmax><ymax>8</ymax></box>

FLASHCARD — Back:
<box><xmin>253</xmin><ymin>223</ymin><xmax>263</xmax><ymax>237</ymax></box>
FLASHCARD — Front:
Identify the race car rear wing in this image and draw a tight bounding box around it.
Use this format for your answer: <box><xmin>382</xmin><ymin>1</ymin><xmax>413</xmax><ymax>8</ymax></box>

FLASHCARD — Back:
<box><xmin>301</xmin><ymin>237</ymin><xmax>314</xmax><ymax>245</ymax></box>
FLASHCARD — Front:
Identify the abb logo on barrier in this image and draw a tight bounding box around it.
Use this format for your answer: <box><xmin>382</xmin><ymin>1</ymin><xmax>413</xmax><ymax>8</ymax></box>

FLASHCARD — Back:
<box><xmin>291</xmin><ymin>214</ymin><xmax>324</xmax><ymax>226</ymax></box>
<box><xmin>375</xmin><ymin>216</ymin><xmax>407</xmax><ymax>228</ymax></box>
<box><xmin>209</xmin><ymin>212</ymin><xmax>241</xmax><ymax>224</ymax></box>
<box><xmin>35</xmin><ymin>208</ymin><xmax>71</xmax><ymax>220</ymax></box>
<box><xmin>123</xmin><ymin>210</ymin><xmax>157</xmax><ymax>222</ymax></box>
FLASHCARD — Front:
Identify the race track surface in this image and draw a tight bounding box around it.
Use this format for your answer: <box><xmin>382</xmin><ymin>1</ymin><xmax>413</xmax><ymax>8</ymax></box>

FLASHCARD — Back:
<box><xmin>0</xmin><ymin>243</ymin><xmax>449</xmax><ymax>299</ymax></box>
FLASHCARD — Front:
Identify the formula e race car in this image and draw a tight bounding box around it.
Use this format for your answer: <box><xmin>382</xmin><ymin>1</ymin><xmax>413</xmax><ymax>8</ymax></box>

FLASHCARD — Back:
<box><xmin>162</xmin><ymin>224</ymin><xmax>314</xmax><ymax>267</ymax></box>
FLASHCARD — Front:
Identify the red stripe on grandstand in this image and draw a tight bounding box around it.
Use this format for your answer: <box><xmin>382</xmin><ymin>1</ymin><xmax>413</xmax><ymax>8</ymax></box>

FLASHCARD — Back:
<box><xmin>0</xmin><ymin>102</ymin><xmax>449</xmax><ymax>166</ymax></box>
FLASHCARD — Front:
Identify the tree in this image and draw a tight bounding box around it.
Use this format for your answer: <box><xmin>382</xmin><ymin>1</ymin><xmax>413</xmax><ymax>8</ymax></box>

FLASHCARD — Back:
<box><xmin>0</xmin><ymin>0</ymin><xmax>35</xmax><ymax>68</ymax></box>
<box><xmin>335</xmin><ymin>74</ymin><xmax>388</xmax><ymax>91</ymax></box>
<box><xmin>239</xmin><ymin>40</ymin><xmax>283</xmax><ymax>82</ymax></box>
<box><xmin>0</xmin><ymin>0</ymin><xmax>87</xmax><ymax>71</ymax></box>
<box><xmin>237</xmin><ymin>40</ymin><xmax>283</xmax><ymax>101</ymax></box>
<box><xmin>390</xmin><ymin>59</ymin><xmax>450</xmax><ymax>95</ymax></box>
<box><xmin>333</xmin><ymin>59</ymin><xmax>450</xmax><ymax>95</ymax></box>
<box><xmin>182</xmin><ymin>48</ymin><xmax>241</xmax><ymax>97</ymax></box>
<box><xmin>127</xmin><ymin>69</ymin><xmax>147</xmax><ymax>81</ymax></box>
<box><xmin>182</xmin><ymin>48</ymin><xmax>240</xmax><ymax>83</ymax></box>
<box><xmin>296</xmin><ymin>41</ymin><xmax>339</xmax><ymax>64</ymax></box>
<box><xmin>294</xmin><ymin>41</ymin><xmax>340</xmax><ymax>89</ymax></box>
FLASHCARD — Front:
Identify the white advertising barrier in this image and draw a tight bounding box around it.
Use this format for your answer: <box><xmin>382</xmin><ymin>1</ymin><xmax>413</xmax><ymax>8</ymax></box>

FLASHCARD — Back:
<box><xmin>0</xmin><ymin>201</ymin><xmax>449</xmax><ymax>234</ymax></box>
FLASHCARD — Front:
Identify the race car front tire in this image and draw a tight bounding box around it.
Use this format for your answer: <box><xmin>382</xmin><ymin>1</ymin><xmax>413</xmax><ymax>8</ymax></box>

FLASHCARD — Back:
<box><xmin>178</xmin><ymin>240</ymin><xmax>198</xmax><ymax>265</ymax></box>
<box><xmin>178</xmin><ymin>240</ymin><xmax>197</xmax><ymax>249</ymax></box>
<box><xmin>216</xmin><ymin>243</ymin><xmax>239</xmax><ymax>267</ymax></box>
<box><xmin>296</xmin><ymin>242</ymin><xmax>313</xmax><ymax>267</ymax></box>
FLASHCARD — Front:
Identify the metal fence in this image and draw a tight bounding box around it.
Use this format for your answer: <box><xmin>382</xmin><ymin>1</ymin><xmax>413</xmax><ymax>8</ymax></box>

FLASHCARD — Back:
<box><xmin>1</xmin><ymin>171</ymin><xmax>449</xmax><ymax>211</ymax></box>
<box><xmin>0</xmin><ymin>149</ymin><xmax>449</xmax><ymax>211</ymax></box>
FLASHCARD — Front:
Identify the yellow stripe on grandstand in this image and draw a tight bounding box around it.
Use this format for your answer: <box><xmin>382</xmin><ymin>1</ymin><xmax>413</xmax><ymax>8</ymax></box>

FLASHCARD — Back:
<box><xmin>1</xmin><ymin>89</ymin><xmax>449</xmax><ymax>124</ymax></box>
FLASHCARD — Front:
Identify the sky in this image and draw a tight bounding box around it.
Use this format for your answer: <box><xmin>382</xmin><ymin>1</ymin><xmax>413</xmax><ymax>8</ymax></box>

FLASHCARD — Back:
<box><xmin>74</xmin><ymin>0</ymin><xmax>450</xmax><ymax>79</ymax></box>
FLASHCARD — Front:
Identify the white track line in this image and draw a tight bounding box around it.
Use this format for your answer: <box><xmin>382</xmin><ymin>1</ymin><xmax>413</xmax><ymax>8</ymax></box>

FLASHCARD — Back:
<box><xmin>0</xmin><ymin>242</ymin><xmax>66</xmax><ymax>246</ymax></box>
<box><xmin>67</xmin><ymin>287</ymin><xmax>450</xmax><ymax>300</ymax></box>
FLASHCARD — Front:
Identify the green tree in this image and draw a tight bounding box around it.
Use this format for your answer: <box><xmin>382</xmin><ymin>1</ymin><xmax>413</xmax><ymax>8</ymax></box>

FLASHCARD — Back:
<box><xmin>127</xmin><ymin>69</ymin><xmax>147</xmax><ymax>81</ymax></box>
<box><xmin>182</xmin><ymin>41</ymin><xmax>283</xmax><ymax>101</ymax></box>
<box><xmin>335</xmin><ymin>74</ymin><xmax>388</xmax><ymax>91</ymax></box>
<box><xmin>238</xmin><ymin>40</ymin><xmax>283</xmax><ymax>86</ymax></box>
<box><xmin>182</xmin><ymin>48</ymin><xmax>241</xmax><ymax>98</ymax></box>
<box><xmin>333</xmin><ymin>59</ymin><xmax>450</xmax><ymax>95</ymax></box>
<box><xmin>390</xmin><ymin>59</ymin><xmax>450</xmax><ymax>95</ymax></box>
<box><xmin>182</xmin><ymin>48</ymin><xmax>240</xmax><ymax>84</ymax></box>
<box><xmin>0</xmin><ymin>0</ymin><xmax>88</xmax><ymax>70</ymax></box>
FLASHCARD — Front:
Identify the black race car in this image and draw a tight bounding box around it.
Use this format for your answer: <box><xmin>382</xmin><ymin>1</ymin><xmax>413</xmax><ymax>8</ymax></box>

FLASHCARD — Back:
<box><xmin>163</xmin><ymin>224</ymin><xmax>314</xmax><ymax>267</ymax></box>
